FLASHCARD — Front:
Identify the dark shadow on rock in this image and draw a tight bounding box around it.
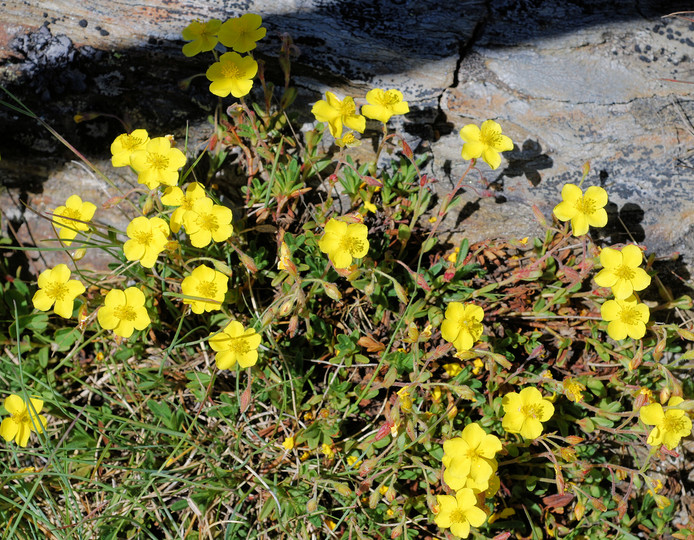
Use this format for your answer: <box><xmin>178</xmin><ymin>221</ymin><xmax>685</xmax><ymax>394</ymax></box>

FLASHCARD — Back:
<box><xmin>596</xmin><ymin>202</ymin><xmax>646</xmax><ymax>245</ymax></box>
<box><xmin>0</xmin><ymin>0</ymin><xmax>691</xmax><ymax>194</ymax></box>
<box><xmin>493</xmin><ymin>139</ymin><xmax>553</xmax><ymax>190</ymax></box>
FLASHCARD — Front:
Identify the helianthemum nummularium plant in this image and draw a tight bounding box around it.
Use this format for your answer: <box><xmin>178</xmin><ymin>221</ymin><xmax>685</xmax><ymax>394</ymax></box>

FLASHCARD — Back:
<box><xmin>459</xmin><ymin>119</ymin><xmax>514</xmax><ymax>170</ymax></box>
<box><xmin>502</xmin><ymin>387</ymin><xmax>555</xmax><ymax>439</ymax></box>
<box><xmin>600</xmin><ymin>294</ymin><xmax>650</xmax><ymax>340</ymax></box>
<box><xmin>552</xmin><ymin>183</ymin><xmax>608</xmax><ymax>236</ymax></box>
<box><xmin>130</xmin><ymin>137</ymin><xmax>187</xmax><ymax>190</ymax></box>
<box><xmin>181</xmin><ymin>265</ymin><xmax>228</xmax><ymax>314</ymax></box>
<box><xmin>97</xmin><ymin>287</ymin><xmax>151</xmax><ymax>339</ymax></box>
<box><xmin>441</xmin><ymin>302</ymin><xmax>484</xmax><ymax>352</ymax></box>
<box><xmin>318</xmin><ymin>217</ymin><xmax>369</xmax><ymax>269</ymax></box>
<box><xmin>32</xmin><ymin>264</ymin><xmax>85</xmax><ymax>318</ymax></box>
<box><xmin>434</xmin><ymin>488</ymin><xmax>487</xmax><ymax>539</ymax></box>
<box><xmin>218</xmin><ymin>13</ymin><xmax>266</xmax><ymax>53</ymax></box>
<box><xmin>362</xmin><ymin>88</ymin><xmax>409</xmax><ymax>124</ymax></box>
<box><xmin>594</xmin><ymin>244</ymin><xmax>651</xmax><ymax>299</ymax></box>
<box><xmin>640</xmin><ymin>397</ymin><xmax>692</xmax><ymax>450</ymax></box>
<box><xmin>206</xmin><ymin>52</ymin><xmax>259</xmax><ymax>98</ymax></box>
<box><xmin>51</xmin><ymin>195</ymin><xmax>97</xmax><ymax>246</ymax></box>
<box><xmin>0</xmin><ymin>394</ymin><xmax>48</xmax><ymax>447</ymax></box>
<box><xmin>209</xmin><ymin>321</ymin><xmax>261</xmax><ymax>370</ymax></box>
<box><xmin>311</xmin><ymin>92</ymin><xmax>366</xmax><ymax>138</ymax></box>
<box><xmin>123</xmin><ymin>216</ymin><xmax>170</xmax><ymax>268</ymax></box>
<box><xmin>442</xmin><ymin>422</ymin><xmax>502</xmax><ymax>492</ymax></box>
<box><xmin>111</xmin><ymin>129</ymin><xmax>150</xmax><ymax>167</ymax></box>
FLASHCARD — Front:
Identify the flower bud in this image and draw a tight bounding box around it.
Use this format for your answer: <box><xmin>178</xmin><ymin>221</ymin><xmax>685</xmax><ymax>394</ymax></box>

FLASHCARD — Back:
<box><xmin>71</xmin><ymin>247</ymin><xmax>87</xmax><ymax>261</ymax></box>
<box><xmin>660</xmin><ymin>387</ymin><xmax>671</xmax><ymax>405</ymax></box>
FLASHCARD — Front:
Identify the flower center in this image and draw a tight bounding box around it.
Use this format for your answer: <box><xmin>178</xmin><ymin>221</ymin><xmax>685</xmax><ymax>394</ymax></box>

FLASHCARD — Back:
<box><xmin>663</xmin><ymin>414</ymin><xmax>688</xmax><ymax>434</ymax></box>
<box><xmin>574</xmin><ymin>196</ymin><xmax>596</xmax><ymax>215</ymax></box>
<box><xmin>12</xmin><ymin>410</ymin><xmax>29</xmax><ymax>425</ymax></box>
<box><xmin>230</xmin><ymin>336</ymin><xmax>251</xmax><ymax>354</ymax></box>
<box><xmin>146</xmin><ymin>152</ymin><xmax>170</xmax><ymax>171</ymax></box>
<box><xmin>480</xmin><ymin>127</ymin><xmax>504</xmax><ymax>147</ymax></box>
<box><xmin>339</xmin><ymin>235</ymin><xmax>364</xmax><ymax>256</ymax></box>
<box><xmin>123</xmin><ymin>134</ymin><xmax>144</xmax><ymax>150</ymax></box>
<box><xmin>46</xmin><ymin>281</ymin><xmax>69</xmax><ymax>301</ymax></box>
<box><xmin>337</xmin><ymin>100</ymin><xmax>356</xmax><ymax>116</ymax></box>
<box><xmin>449</xmin><ymin>508</ymin><xmax>466</xmax><ymax>524</ymax></box>
<box><xmin>465</xmin><ymin>447</ymin><xmax>481</xmax><ymax>460</ymax></box>
<box><xmin>221</xmin><ymin>63</ymin><xmax>241</xmax><ymax>79</ymax></box>
<box><xmin>114</xmin><ymin>304</ymin><xmax>137</xmax><ymax>322</ymax></box>
<box><xmin>615</xmin><ymin>264</ymin><xmax>635</xmax><ymax>280</ymax></box>
<box><xmin>618</xmin><ymin>306</ymin><xmax>642</xmax><ymax>326</ymax></box>
<box><xmin>520</xmin><ymin>403</ymin><xmax>544</xmax><ymax>419</ymax></box>
<box><xmin>197</xmin><ymin>280</ymin><xmax>217</xmax><ymax>299</ymax></box>
<box><xmin>134</xmin><ymin>230</ymin><xmax>153</xmax><ymax>246</ymax></box>
<box><xmin>60</xmin><ymin>208</ymin><xmax>81</xmax><ymax>221</ymax></box>
<box><xmin>197</xmin><ymin>212</ymin><xmax>219</xmax><ymax>232</ymax></box>
<box><xmin>377</xmin><ymin>91</ymin><xmax>400</xmax><ymax>106</ymax></box>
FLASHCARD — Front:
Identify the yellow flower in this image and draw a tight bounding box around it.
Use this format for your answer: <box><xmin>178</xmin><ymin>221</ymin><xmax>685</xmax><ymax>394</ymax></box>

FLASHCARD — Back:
<box><xmin>123</xmin><ymin>216</ymin><xmax>170</xmax><ymax>269</ymax></box>
<box><xmin>97</xmin><ymin>287</ymin><xmax>151</xmax><ymax>338</ymax></box>
<box><xmin>282</xmin><ymin>435</ymin><xmax>295</xmax><ymax>451</ymax></box>
<box><xmin>277</xmin><ymin>241</ymin><xmax>293</xmax><ymax>272</ymax></box>
<box><xmin>594</xmin><ymin>245</ymin><xmax>651</xmax><ymax>300</ymax></box>
<box><xmin>321</xmin><ymin>443</ymin><xmax>335</xmax><ymax>458</ymax></box>
<box><xmin>471</xmin><ymin>358</ymin><xmax>484</xmax><ymax>375</ymax></box>
<box><xmin>434</xmin><ymin>489</ymin><xmax>487</xmax><ymax>539</ymax></box>
<box><xmin>552</xmin><ymin>183</ymin><xmax>608</xmax><ymax>237</ymax></box>
<box><xmin>640</xmin><ymin>396</ymin><xmax>692</xmax><ymax>450</ymax></box>
<box><xmin>600</xmin><ymin>294</ymin><xmax>649</xmax><ymax>340</ymax></box>
<box><xmin>441</xmin><ymin>302</ymin><xmax>484</xmax><ymax>352</ymax></box>
<box><xmin>442</xmin><ymin>423</ymin><xmax>502</xmax><ymax>492</ymax></box>
<box><xmin>181</xmin><ymin>264</ymin><xmax>228</xmax><ymax>314</ymax></box>
<box><xmin>446</xmin><ymin>247</ymin><xmax>460</xmax><ymax>263</ymax></box>
<box><xmin>161</xmin><ymin>182</ymin><xmax>207</xmax><ymax>233</ymax></box>
<box><xmin>32</xmin><ymin>264</ymin><xmax>85</xmax><ymax>318</ymax></box>
<box><xmin>318</xmin><ymin>218</ymin><xmax>369</xmax><ymax>268</ymax></box>
<box><xmin>209</xmin><ymin>321</ymin><xmax>261</xmax><ymax>370</ymax></box>
<box><xmin>362</xmin><ymin>88</ymin><xmax>410</xmax><ymax>124</ymax></box>
<box><xmin>311</xmin><ymin>92</ymin><xmax>366</xmax><ymax>138</ymax></box>
<box><xmin>397</xmin><ymin>386</ymin><xmax>413</xmax><ymax>413</ymax></box>
<box><xmin>562</xmin><ymin>378</ymin><xmax>586</xmax><ymax>403</ymax></box>
<box><xmin>110</xmin><ymin>129</ymin><xmax>149</xmax><ymax>167</ymax></box>
<box><xmin>362</xmin><ymin>200</ymin><xmax>377</xmax><ymax>214</ymax></box>
<box><xmin>335</xmin><ymin>132</ymin><xmax>361</xmax><ymax>148</ymax></box>
<box><xmin>443</xmin><ymin>363</ymin><xmax>462</xmax><ymax>377</ymax></box>
<box><xmin>129</xmin><ymin>137</ymin><xmax>187</xmax><ymax>190</ymax></box>
<box><xmin>502</xmin><ymin>387</ymin><xmax>555</xmax><ymax>439</ymax></box>
<box><xmin>181</xmin><ymin>19</ymin><xmax>221</xmax><ymax>57</ymax></box>
<box><xmin>51</xmin><ymin>195</ymin><xmax>97</xmax><ymax>246</ymax></box>
<box><xmin>182</xmin><ymin>197</ymin><xmax>234</xmax><ymax>248</ymax></box>
<box><xmin>218</xmin><ymin>14</ymin><xmax>266</xmax><ymax>53</ymax></box>
<box><xmin>0</xmin><ymin>394</ymin><xmax>47</xmax><ymax>447</ymax></box>
<box><xmin>347</xmin><ymin>455</ymin><xmax>361</xmax><ymax>467</ymax></box>
<box><xmin>459</xmin><ymin>120</ymin><xmax>514</xmax><ymax>170</ymax></box>
<box><xmin>206</xmin><ymin>51</ymin><xmax>258</xmax><ymax>98</ymax></box>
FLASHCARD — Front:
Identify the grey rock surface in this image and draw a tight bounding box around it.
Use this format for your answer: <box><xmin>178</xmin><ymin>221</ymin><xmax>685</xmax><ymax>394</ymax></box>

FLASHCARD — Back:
<box><xmin>1</xmin><ymin>0</ymin><xmax>693</xmax><ymax>276</ymax></box>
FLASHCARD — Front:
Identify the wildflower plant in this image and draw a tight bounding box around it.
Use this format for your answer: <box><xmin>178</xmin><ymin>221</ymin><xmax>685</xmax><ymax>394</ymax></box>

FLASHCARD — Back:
<box><xmin>2</xmin><ymin>12</ymin><xmax>693</xmax><ymax>540</ymax></box>
<box><xmin>51</xmin><ymin>195</ymin><xmax>96</xmax><ymax>245</ymax></box>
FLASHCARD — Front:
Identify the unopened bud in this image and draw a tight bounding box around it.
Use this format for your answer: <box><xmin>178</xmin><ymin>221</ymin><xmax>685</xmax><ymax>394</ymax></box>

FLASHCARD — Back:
<box><xmin>141</xmin><ymin>195</ymin><xmax>154</xmax><ymax>215</ymax></box>
<box><xmin>71</xmin><ymin>247</ymin><xmax>87</xmax><ymax>261</ymax></box>
<box><xmin>660</xmin><ymin>387</ymin><xmax>671</xmax><ymax>405</ymax></box>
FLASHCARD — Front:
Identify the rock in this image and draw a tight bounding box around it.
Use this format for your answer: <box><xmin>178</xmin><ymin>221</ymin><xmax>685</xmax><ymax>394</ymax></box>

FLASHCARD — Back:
<box><xmin>1</xmin><ymin>0</ymin><xmax>694</xmax><ymax>274</ymax></box>
<box><xmin>434</xmin><ymin>0</ymin><xmax>694</xmax><ymax>262</ymax></box>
